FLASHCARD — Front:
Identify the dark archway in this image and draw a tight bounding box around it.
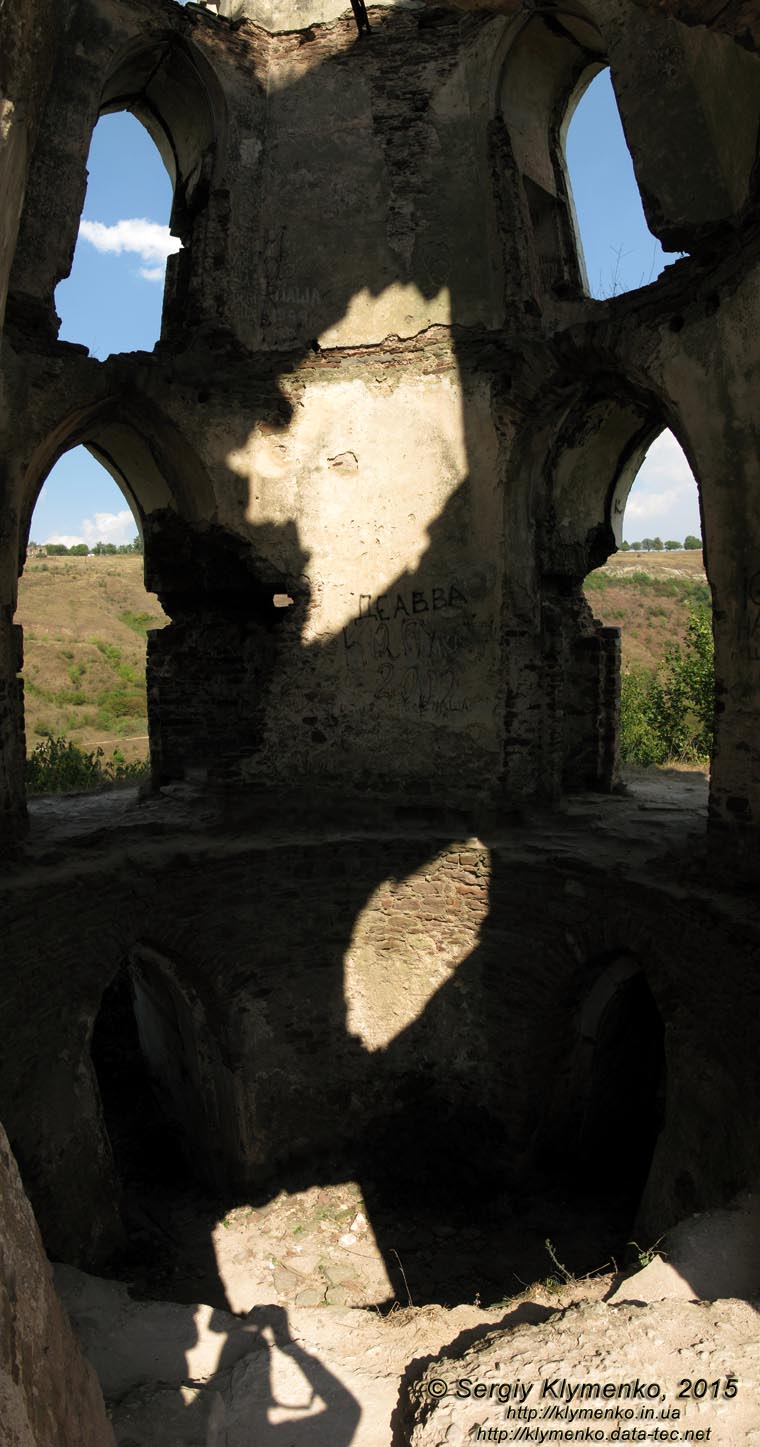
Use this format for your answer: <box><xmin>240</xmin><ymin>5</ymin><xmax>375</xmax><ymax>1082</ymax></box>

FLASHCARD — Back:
<box><xmin>575</xmin><ymin>963</ymin><xmax>666</xmax><ymax>1210</ymax></box>
<box><xmin>92</xmin><ymin>948</ymin><xmax>236</xmax><ymax>1196</ymax></box>
<box><xmin>90</xmin><ymin>963</ymin><xmax>192</xmax><ymax>1198</ymax></box>
<box><xmin>541</xmin><ymin>957</ymin><xmax>666</xmax><ymax>1227</ymax></box>
<box><xmin>89</xmin><ymin>948</ymin><xmax>241</xmax><ymax>1303</ymax></box>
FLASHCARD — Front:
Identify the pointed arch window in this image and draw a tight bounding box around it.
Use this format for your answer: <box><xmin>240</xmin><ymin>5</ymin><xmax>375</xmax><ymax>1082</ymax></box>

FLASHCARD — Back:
<box><xmin>564</xmin><ymin>69</ymin><xmax>683</xmax><ymax>299</ymax></box>
<box><xmin>56</xmin><ymin>113</ymin><xmax>179</xmax><ymax>357</ymax></box>
<box><xmin>18</xmin><ymin>445</ymin><xmax>167</xmax><ymax>784</ymax></box>
<box><xmin>54</xmin><ymin>36</ymin><xmax>221</xmax><ymax>356</ymax></box>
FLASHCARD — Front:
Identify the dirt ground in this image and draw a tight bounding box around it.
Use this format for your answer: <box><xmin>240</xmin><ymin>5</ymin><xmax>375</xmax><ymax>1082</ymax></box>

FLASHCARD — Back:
<box><xmin>108</xmin><ymin>1166</ymin><xmax>644</xmax><ymax>1325</ymax></box>
<box><xmin>56</xmin><ymin>1263</ymin><xmax>613</xmax><ymax>1447</ymax></box>
<box><xmin>603</xmin><ymin>550</ymin><xmax>705</xmax><ymax>579</ymax></box>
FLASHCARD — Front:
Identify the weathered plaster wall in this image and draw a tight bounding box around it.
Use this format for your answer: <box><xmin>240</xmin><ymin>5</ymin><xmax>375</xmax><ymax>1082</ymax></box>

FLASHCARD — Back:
<box><xmin>0</xmin><ymin>0</ymin><xmax>625</xmax><ymax>814</ymax></box>
<box><xmin>2</xmin><ymin>5</ymin><xmax>760</xmax><ymax>1391</ymax></box>
<box><xmin>2</xmin><ymin>0</ymin><xmax>758</xmax><ymax>842</ymax></box>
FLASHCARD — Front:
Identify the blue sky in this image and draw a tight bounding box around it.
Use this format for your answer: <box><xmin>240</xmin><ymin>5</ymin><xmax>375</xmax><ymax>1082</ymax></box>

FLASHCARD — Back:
<box><xmin>33</xmin><ymin>65</ymin><xmax>701</xmax><ymax>550</ymax></box>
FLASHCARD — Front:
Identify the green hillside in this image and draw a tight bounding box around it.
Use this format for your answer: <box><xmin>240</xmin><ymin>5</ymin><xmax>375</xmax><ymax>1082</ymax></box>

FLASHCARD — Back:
<box><xmin>16</xmin><ymin>554</ymin><xmax>167</xmax><ymax>763</ymax></box>
<box><xmin>584</xmin><ymin>551</ymin><xmax>709</xmax><ymax>672</ymax></box>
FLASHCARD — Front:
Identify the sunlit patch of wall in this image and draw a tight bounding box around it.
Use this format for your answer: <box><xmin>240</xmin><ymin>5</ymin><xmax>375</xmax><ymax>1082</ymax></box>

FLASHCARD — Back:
<box><xmin>344</xmin><ymin>841</ymin><xmax>491</xmax><ymax>1051</ymax></box>
<box><xmin>229</xmin><ymin>373</ymin><xmax>472</xmax><ymax>643</ymax></box>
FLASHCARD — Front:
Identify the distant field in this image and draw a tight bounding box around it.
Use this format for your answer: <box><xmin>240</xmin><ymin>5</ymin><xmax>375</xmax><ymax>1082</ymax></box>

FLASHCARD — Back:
<box><xmin>15</xmin><ymin>548</ymin><xmax>709</xmax><ymax>762</ymax></box>
<box><xmin>583</xmin><ymin>549</ymin><xmax>709</xmax><ymax>674</ymax></box>
<box><xmin>16</xmin><ymin>554</ymin><xmax>167</xmax><ymax>762</ymax></box>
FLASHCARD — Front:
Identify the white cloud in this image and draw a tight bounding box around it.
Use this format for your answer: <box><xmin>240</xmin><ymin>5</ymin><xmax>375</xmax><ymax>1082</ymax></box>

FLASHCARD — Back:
<box><xmin>625</xmin><ymin>430</ymin><xmax>700</xmax><ymax>534</ymax></box>
<box><xmin>83</xmin><ymin>510</ymin><xmax>136</xmax><ymax>545</ymax></box>
<box><xmin>41</xmin><ymin>512</ymin><xmax>136</xmax><ymax>548</ymax></box>
<box><xmin>139</xmin><ymin>265</ymin><xmax>166</xmax><ymax>284</ymax></box>
<box><xmin>79</xmin><ymin>217</ymin><xmax>181</xmax><ymax>265</ymax></box>
<box><xmin>43</xmin><ymin>532</ymin><xmax>85</xmax><ymax>547</ymax></box>
<box><xmin>626</xmin><ymin>487</ymin><xmax>687</xmax><ymax>522</ymax></box>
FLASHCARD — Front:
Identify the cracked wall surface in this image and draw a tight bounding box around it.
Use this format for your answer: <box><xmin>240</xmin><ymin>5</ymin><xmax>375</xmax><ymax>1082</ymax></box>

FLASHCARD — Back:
<box><xmin>3</xmin><ymin>0</ymin><xmax>760</xmax><ymax>849</ymax></box>
<box><xmin>3</xmin><ymin>0</ymin><xmax>760</xmax><ymax>1421</ymax></box>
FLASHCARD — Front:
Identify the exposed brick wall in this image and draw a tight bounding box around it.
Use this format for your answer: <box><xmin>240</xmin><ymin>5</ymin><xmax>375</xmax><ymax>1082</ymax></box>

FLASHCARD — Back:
<box><xmin>1</xmin><ymin>822</ymin><xmax>759</xmax><ymax>1262</ymax></box>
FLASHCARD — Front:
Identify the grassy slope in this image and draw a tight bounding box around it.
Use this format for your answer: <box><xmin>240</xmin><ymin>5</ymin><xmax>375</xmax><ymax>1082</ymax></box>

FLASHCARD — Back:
<box><xmin>15</xmin><ymin>550</ymin><xmax>708</xmax><ymax>761</ymax></box>
<box><xmin>17</xmin><ymin>555</ymin><xmax>167</xmax><ymax>762</ymax></box>
<box><xmin>583</xmin><ymin>550</ymin><xmax>709</xmax><ymax>673</ymax></box>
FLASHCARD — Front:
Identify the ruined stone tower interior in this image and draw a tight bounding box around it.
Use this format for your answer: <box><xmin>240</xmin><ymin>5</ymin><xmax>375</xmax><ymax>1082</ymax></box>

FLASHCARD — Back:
<box><xmin>3</xmin><ymin>0</ymin><xmax>760</xmax><ymax>1441</ymax></box>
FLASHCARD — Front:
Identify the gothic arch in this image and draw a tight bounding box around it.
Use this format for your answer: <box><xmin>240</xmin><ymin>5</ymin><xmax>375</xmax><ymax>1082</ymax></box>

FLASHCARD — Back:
<box><xmin>99</xmin><ymin>31</ymin><xmax>227</xmax><ymax>242</ymax></box>
<box><xmin>89</xmin><ymin>943</ymin><xmax>244</xmax><ymax>1200</ymax></box>
<box><xmin>537</xmin><ymin>950</ymin><xmax>667</xmax><ymax>1214</ymax></box>
<box><xmin>6</xmin><ymin>21</ymin><xmax>228</xmax><ymax>342</ymax></box>
<box><xmin>19</xmin><ymin>395</ymin><xmax>216</xmax><ymax>558</ymax></box>
<box><xmin>493</xmin><ymin>5</ymin><xmax>606</xmax><ymax>298</ymax></box>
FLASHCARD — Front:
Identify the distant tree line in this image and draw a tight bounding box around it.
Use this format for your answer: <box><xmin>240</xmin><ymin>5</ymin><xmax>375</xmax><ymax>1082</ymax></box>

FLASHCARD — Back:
<box><xmin>621</xmin><ymin>536</ymin><xmax>701</xmax><ymax>552</ymax></box>
<box><xmin>30</xmin><ymin>536</ymin><xmax>144</xmax><ymax>556</ymax></box>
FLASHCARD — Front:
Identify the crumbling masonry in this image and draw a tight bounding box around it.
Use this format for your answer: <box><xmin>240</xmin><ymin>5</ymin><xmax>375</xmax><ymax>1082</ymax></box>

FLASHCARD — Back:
<box><xmin>2</xmin><ymin>0</ymin><xmax>760</xmax><ymax>1374</ymax></box>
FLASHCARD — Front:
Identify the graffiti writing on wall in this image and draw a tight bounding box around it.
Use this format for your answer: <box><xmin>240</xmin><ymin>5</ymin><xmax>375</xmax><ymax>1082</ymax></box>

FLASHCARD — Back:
<box><xmin>341</xmin><ymin>583</ymin><xmax>485</xmax><ymax>715</ymax></box>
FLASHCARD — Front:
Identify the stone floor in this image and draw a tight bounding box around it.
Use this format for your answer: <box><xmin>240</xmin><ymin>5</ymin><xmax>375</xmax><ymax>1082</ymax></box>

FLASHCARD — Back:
<box><xmin>106</xmin><ymin>1170</ymin><xmax>635</xmax><ymax>1315</ymax></box>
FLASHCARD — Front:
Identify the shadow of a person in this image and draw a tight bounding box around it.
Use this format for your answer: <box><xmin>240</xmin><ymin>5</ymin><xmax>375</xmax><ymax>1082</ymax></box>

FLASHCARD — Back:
<box><xmin>185</xmin><ymin>1302</ymin><xmax>362</xmax><ymax>1446</ymax></box>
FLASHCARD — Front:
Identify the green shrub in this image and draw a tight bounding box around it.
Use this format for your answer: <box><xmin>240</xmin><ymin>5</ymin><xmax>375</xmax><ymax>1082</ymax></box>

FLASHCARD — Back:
<box><xmin>620</xmin><ymin>603</ymin><xmax>714</xmax><ymax>765</ymax></box>
<box><xmin>25</xmin><ymin>734</ymin><xmax>150</xmax><ymax>794</ymax></box>
<box><xmin>91</xmin><ymin>639</ymin><xmax>122</xmax><ymax>669</ymax></box>
<box><xmin>97</xmin><ymin>685</ymin><xmax>146</xmax><ymax>721</ymax></box>
<box><xmin>620</xmin><ymin>669</ymin><xmax>667</xmax><ymax>766</ymax></box>
<box><xmin>584</xmin><ymin>566</ymin><xmax>710</xmax><ymax>608</ymax></box>
<box><xmin>118</xmin><ymin>609</ymin><xmax>155</xmax><ymax>635</ymax></box>
<box><xmin>584</xmin><ymin>571</ymin><xmax>609</xmax><ymax>592</ymax></box>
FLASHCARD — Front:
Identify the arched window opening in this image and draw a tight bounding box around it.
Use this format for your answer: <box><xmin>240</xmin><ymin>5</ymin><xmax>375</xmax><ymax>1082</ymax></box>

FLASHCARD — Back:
<box><xmin>498</xmin><ymin>9</ymin><xmax>606</xmax><ymax>298</ymax></box>
<box><xmin>53</xmin><ymin>34</ymin><xmax>220</xmax><ymax>356</ymax></box>
<box><xmin>584</xmin><ymin>429</ymin><xmax>712</xmax><ymax>772</ymax></box>
<box><xmin>55</xmin><ymin>113</ymin><xmax>180</xmax><ymax>358</ymax></box>
<box><xmin>565</xmin><ymin>69</ymin><xmax>684</xmax><ymax>298</ymax></box>
<box><xmin>18</xmin><ymin>445</ymin><xmax>167</xmax><ymax>789</ymax></box>
<box><xmin>616</xmin><ymin>430</ymin><xmax>702</xmax><ymax>560</ymax></box>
